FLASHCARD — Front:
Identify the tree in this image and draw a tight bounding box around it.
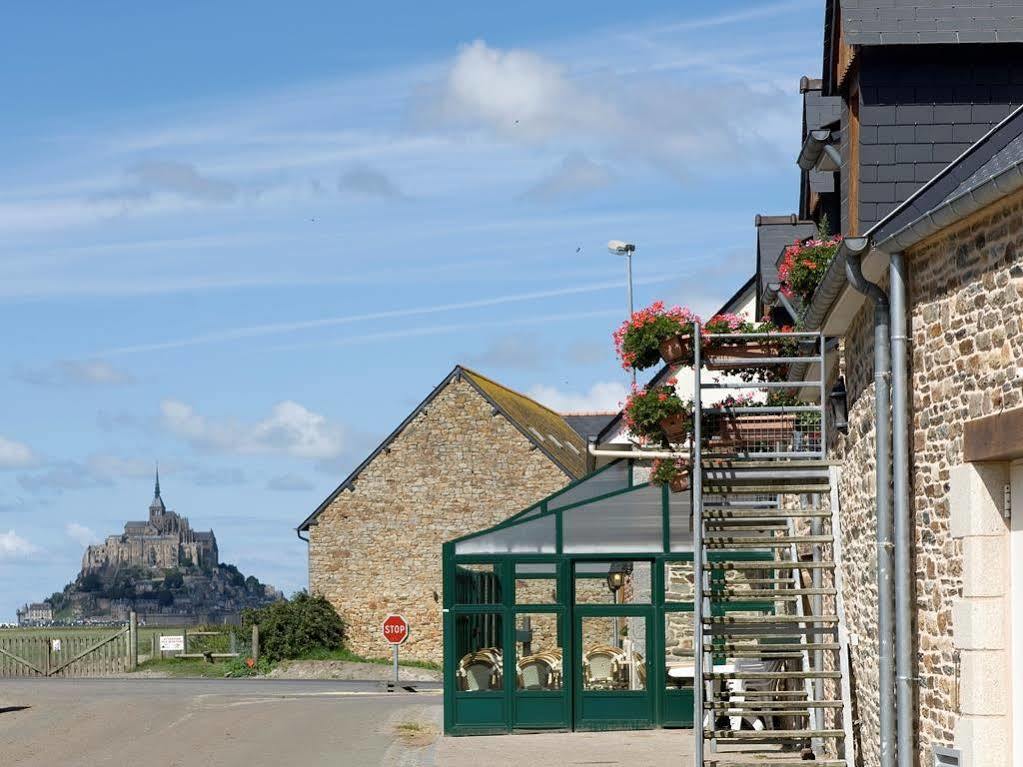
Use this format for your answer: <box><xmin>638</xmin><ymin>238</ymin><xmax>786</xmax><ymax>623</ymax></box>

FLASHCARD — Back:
<box><xmin>163</xmin><ymin>569</ymin><xmax>184</xmax><ymax>589</ymax></box>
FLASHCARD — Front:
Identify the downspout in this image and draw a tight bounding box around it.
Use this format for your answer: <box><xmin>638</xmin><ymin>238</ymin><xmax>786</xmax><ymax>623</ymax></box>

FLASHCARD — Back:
<box><xmin>842</xmin><ymin>236</ymin><xmax>896</xmax><ymax>767</ymax></box>
<box><xmin>888</xmin><ymin>252</ymin><xmax>913</xmax><ymax>767</ymax></box>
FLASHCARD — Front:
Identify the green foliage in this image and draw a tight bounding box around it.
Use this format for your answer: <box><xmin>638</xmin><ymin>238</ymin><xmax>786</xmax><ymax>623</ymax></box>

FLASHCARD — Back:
<box><xmin>241</xmin><ymin>591</ymin><xmax>345</xmax><ymax>663</ymax></box>
<box><xmin>163</xmin><ymin>569</ymin><xmax>184</xmax><ymax>589</ymax></box>
<box><xmin>223</xmin><ymin>656</ymin><xmax>273</xmax><ymax>677</ymax></box>
<box><xmin>622</xmin><ymin>383</ymin><xmax>692</xmax><ymax>444</ymax></box>
<box><xmin>613</xmin><ymin>302</ymin><xmax>699</xmax><ymax>371</ymax></box>
<box><xmin>778</xmin><ymin>236</ymin><xmax>842</xmax><ymax>305</ymax></box>
<box><xmin>218</xmin><ymin>563</ymin><xmax>245</xmax><ymax>587</ymax></box>
<box><xmin>79</xmin><ymin>572</ymin><xmax>103</xmax><ymax>592</ymax></box>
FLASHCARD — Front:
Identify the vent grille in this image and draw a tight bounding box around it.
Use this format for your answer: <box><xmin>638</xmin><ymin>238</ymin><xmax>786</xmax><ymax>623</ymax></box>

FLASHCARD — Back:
<box><xmin>933</xmin><ymin>746</ymin><xmax>961</xmax><ymax>767</ymax></box>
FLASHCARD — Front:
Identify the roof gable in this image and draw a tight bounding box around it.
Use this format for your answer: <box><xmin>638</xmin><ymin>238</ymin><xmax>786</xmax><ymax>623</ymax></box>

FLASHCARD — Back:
<box><xmin>298</xmin><ymin>366</ymin><xmax>585</xmax><ymax>531</ymax></box>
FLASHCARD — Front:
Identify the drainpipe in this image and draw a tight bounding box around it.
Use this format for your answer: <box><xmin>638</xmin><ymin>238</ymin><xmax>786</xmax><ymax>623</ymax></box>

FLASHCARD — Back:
<box><xmin>889</xmin><ymin>251</ymin><xmax>913</xmax><ymax>767</ymax></box>
<box><xmin>842</xmin><ymin>236</ymin><xmax>896</xmax><ymax>767</ymax></box>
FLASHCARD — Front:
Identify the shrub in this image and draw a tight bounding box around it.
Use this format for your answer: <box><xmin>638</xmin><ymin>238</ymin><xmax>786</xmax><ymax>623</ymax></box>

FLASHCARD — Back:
<box><xmin>613</xmin><ymin>301</ymin><xmax>699</xmax><ymax>371</ymax></box>
<box><xmin>241</xmin><ymin>592</ymin><xmax>345</xmax><ymax>663</ymax></box>
<box><xmin>623</xmin><ymin>381</ymin><xmax>693</xmax><ymax>444</ymax></box>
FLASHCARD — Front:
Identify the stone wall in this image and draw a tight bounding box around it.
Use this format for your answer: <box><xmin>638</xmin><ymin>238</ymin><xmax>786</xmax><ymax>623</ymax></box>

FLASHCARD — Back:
<box><xmin>835</xmin><ymin>188</ymin><xmax>1023</xmax><ymax>766</ymax></box>
<box><xmin>307</xmin><ymin>377</ymin><xmax>571</xmax><ymax>664</ymax></box>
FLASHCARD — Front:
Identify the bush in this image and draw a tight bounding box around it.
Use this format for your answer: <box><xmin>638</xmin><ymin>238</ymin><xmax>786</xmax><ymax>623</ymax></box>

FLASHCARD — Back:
<box><xmin>241</xmin><ymin>592</ymin><xmax>345</xmax><ymax>663</ymax></box>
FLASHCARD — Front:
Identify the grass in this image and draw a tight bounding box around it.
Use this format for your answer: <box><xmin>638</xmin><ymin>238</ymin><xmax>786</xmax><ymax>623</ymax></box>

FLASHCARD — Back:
<box><xmin>135</xmin><ymin>657</ymin><xmax>234</xmax><ymax>678</ymax></box>
<box><xmin>293</xmin><ymin>646</ymin><xmax>441</xmax><ymax>671</ymax></box>
<box><xmin>394</xmin><ymin>720</ymin><xmax>438</xmax><ymax>747</ymax></box>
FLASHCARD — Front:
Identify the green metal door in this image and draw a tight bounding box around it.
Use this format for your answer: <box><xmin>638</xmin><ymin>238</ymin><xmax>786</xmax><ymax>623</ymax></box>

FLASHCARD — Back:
<box><xmin>572</xmin><ymin>606</ymin><xmax>654</xmax><ymax>730</ymax></box>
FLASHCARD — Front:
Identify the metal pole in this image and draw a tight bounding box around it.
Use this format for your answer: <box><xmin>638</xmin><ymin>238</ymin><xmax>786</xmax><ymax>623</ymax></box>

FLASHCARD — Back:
<box><xmin>393</xmin><ymin>644</ymin><xmax>400</xmax><ymax>684</ymax></box>
<box><xmin>612</xmin><ymin>587</ymin><xmax>620</xmax><ymax>648</ymax></box>
<box><xmin>890</xmin><ymin>251</ymin><xmax>913</xmax><ymax>767</ymax></box>
<box><xmin>692</xmin><ymin>320</ymin><xmax>705</xmax><ymax>767</ymax></box>
<box><xmin>128</xmin><ymin>611</ymin><xmax>138</xmax><ymax>671</ymax></box>
<box><xmin>626</xmin><ymin>252</ymin><xmax>636</xmax><ymax>388</ymax></box>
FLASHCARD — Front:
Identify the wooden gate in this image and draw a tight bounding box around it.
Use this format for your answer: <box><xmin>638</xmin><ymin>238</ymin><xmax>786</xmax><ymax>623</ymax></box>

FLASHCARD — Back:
<box><xmin>0</xmin><ymin>625</ymin><xmax>133</xmax><ymax>678</ymax></box>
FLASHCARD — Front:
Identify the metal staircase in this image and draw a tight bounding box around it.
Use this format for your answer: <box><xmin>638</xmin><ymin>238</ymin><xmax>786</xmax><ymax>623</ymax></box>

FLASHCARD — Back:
<box><xmin>692</xmin><ymin>329</ymin><xmax>854</xmax><ymax>767</ymax></box>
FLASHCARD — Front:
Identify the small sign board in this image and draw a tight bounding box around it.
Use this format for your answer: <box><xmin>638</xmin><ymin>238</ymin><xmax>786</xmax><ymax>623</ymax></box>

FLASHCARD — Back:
<box><xmin>51</xmin><ymin>638</ymin><xmax>61</xmax><ymax>652</ymax></box>
<box><xmin>382</xmin><ymin>614</ymin><xmax>409</xmax><ymax>645</ymax></box>
<box><xmin>159</xmin><ymin>635</ymin><xmax>185</xmax><ymax>652</ymax></box>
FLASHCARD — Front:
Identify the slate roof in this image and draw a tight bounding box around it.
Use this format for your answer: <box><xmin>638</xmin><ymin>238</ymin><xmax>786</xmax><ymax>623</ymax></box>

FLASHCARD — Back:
<box><xmin>871</xmin><ymin>102</ymin><xmax>1023</xmax><ymax>243</ymax></box>
<box><xmin>563</xmin><ymin>413</ymin><xmax>617</xmax><ymax>441</ymax></box>
<box><xmin>839</xmin><ymin>1</ymin><xmax>1023</xmax><ymax>46</ymax></box>
<box><xmin>298</xmin><ymin>366</ymin><xmax>587</xmax><ymax>532</ymax></box>
<box><xmin>756</xmin><ymin>215</ymin><xmax>819</xmax><ymax>316</ymax></box>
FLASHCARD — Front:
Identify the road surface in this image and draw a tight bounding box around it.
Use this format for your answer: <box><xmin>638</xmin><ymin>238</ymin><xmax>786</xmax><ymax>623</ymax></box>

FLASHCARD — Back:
<box><xmin>0</xmin><ymin>678</ymin><xmax>440</xmax><ymax>767</ymax></box>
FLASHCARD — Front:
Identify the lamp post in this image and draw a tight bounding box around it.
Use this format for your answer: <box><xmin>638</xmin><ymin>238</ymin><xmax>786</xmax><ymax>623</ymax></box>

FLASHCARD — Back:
<box><xmin>607</xmin><ymin>562</ymin><xmax>632</xmax><ymax>648</ymax></box>
<box><xmin>608</xmin><ymin>240</ymin><xmax>637</xmax><ymax>386</ymax></box>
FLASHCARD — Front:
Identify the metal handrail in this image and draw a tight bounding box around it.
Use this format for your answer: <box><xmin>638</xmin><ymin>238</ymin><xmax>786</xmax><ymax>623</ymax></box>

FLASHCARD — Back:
<box><xmin>692</xmin><ymin>320</ymin><xmax>706</xmax><ymax>767</ymax></box>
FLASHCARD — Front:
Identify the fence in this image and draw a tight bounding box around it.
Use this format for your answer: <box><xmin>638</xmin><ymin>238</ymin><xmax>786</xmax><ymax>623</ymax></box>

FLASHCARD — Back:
<box><xmin>0</xmin><ymin>615</ymin><xmax>136</xmax><ymax>678</ymax></box>
<box><xmin>148</xmin><ymin>625</ymin><xmax>259</xmax><ymax>664</ymax></box>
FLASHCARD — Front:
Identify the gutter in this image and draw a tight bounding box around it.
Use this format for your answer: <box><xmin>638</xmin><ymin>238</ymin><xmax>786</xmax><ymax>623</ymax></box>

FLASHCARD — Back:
<box><xmin>797</xmin><ymin>129</ymin><xmax>841</xmax><ymax>173</ymax></box>
<box><xmin>587</xmin><ymin>439</ymin><xmax>688</xmax><ymax>461</ymax></box>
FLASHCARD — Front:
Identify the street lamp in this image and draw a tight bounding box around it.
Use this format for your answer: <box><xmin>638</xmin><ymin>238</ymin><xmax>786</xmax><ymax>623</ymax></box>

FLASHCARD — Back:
<box><xmin>607</xmin><ymin>562</ymin><xmax>633</xmax><ymax>648</ymax></box>
<box><xmin>608</xmin><ymin>240</ymin><xmax>637</xmax><ymax>385</ymax></box>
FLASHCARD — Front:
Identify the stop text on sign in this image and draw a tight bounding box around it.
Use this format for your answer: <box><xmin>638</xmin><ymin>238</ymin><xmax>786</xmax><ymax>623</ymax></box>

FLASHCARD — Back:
<box><xmin>382</xmin><ymin>614</ymin><xmax>409</xmax><ymax>645</ymax></box>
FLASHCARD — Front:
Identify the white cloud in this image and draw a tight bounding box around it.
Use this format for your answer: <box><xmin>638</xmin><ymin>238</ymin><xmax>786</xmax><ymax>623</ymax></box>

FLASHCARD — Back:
<box><xmin>126</xmin><ymin>160</ymin><xmax>238</xmax><ymax>202</ymax></box>
<box><xmin>524</xmin><ymin>154</ymin><xmax>613</xmax><ymax>201</ymax></box>
<box><xmin>338</xmin><ymin>164</ymin><xmax>407</xmax><ymax>199</ymax></box>
<box><xmin>527</xmin><ymin>381</ymin><xmax>629</xmax><ymax>413</ymax></box>
<box><xmin>0</xmin><ymin>530</ymin><xmax>38</xmax><ymax>559</ymax></box>
<box><xmin>65</xmin><ymin>522</ymin><xmax>97</xmax><ymax>547</ymax></box>
<box><xmin>0</xmin><ymin>436</ymin><xmax>37</xmax><ymax>470</ymax></box>
<box><xmin>419</xmin><ymin>40</ymin><xmax>798</xmax><ymax>177</ymax></box>
<box><xmin>160</xmin><ymin>399</ymin><xmax>344</xmax><ymax>460</ymax></box>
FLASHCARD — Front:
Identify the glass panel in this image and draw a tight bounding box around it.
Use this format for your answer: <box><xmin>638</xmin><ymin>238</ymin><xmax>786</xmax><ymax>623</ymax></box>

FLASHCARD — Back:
<box><xmin>664</xmin><ymin>560</ymin><xmax>695</xmax><ymax>603</ymax></box>
<box><xmin>515</xmin><ymin>613</ymin><xmax>562</xmax><ymax>690</ymax></box>
<box><xmin>455</xmin><ymin>514</ymin><xmax>556</xmax><ymax>555</ymax></box>
<box><xmin>547</xmin><ymin>461</ymin><xmax>630</xmax><ymax>511</ymax></box>
<box><xmin>455</xmin><ymin>613</ymin><xmax>504</xmax><ymax>692</ymax></box>
<box><xmin>580</xmin><ymin>616</ymin><xmax>647</xmax><ymax>691</ymax></box>
<box><xmin>664</xmin><ymin>612</ymin><xmax>695</xmax><ymax>690</ymax></box>
<box><xmin>515</xmin><ymin>562</ymin><xmax>558</xmax><ymax>605</ymax></box>
<box><xmin>668</xmin><ymin>490</ymin><xmax>694</xmax><ymax>552</ymax></box>
<box><xmin>563</xmin><ymin>484</ymin><xmax>663</xmax><ymax>553</ymax></box>
<box><xmin>574</xmin><ymin>561</ymin><xmax>651</xmax><ymax>605</ymax></box>
<box><xmin>454</xmin><ymin>563</ymin><xmax>502</xmax><ymax>605</ymax></box>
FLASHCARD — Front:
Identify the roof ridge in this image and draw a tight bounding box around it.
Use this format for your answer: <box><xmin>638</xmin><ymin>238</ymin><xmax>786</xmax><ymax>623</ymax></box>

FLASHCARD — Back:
<box><xmin>457</xmin><ymin>365</ymin><xmax>567</xmax><ymax>421</ymax></box>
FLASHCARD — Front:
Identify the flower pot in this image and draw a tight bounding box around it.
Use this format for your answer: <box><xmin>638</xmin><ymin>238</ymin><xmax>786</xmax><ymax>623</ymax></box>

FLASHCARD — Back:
<box><xmin>668</xmin><ymin>474</ymin><xmax>690</xmax><ymax>493</ymax></box>
<box><xmin>659</xmin><ymin>334</ymin><xmax>693</xmax><ymax>366</ymax></box>
<box><xmin>659</xmin><ymin>412</ymin><xmax>690</xmax><ymax>443</ymax></box>
<box><xmin>707</xmin><ymin>414</ymin><xmax>797</xmax><ymax>449</ymax></box>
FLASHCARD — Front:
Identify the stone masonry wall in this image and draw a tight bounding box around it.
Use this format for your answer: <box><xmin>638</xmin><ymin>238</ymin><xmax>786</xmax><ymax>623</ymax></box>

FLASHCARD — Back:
<box><xmin>307</xmin><ymin>377</ymin><xmax>571</xmax><ymax>665</ymax></box>
<box><xmin>836</xmin><ymin>188</ymin><xmax>1023</xmax><ymax>766</ymax></box>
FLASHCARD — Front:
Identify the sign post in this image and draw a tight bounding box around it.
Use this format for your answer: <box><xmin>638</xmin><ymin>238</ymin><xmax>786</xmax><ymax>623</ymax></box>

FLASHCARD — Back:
<box><xmin>382</xmin><ymin>614</ymin><xmax>409</xmax><ymax>684</ymax></box>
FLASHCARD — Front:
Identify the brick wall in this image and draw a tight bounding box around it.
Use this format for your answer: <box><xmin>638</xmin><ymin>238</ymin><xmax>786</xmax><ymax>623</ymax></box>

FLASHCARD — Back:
<box><xmin>836</xmin><ymin>188</ymin><xmax>1023</xmax><ymax>765</ymax></box>
<box><xmin>307</xmin><ymin>377</ymin><xmax>570</xmax><ymax>664</ymax></box>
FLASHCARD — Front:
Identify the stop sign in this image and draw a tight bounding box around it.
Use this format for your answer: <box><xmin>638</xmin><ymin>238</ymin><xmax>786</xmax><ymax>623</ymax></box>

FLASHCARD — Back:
<box><xmin>382</xmin><ymin>614</ymin><xmax>409</xmax><ymax>645</ymax></box>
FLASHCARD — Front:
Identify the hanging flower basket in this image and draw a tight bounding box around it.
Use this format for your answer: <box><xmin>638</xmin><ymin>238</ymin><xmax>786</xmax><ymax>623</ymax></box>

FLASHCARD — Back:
<box><xmin>701</xmin><ymin>315</ymin><xmax>796</xmax><ymax>377</ymax></box>
<box><xmin>613</xmin><ymin>302</ymin><xmax>700</xmax><ymax>372</ymax></box>
<box><xmin>778</xmin><ymin>234</ymin><xmax>842</xmax><ymax>305</ymax></box>
<box><xmin>658</xmin><ymin>411</ymin><xmax>690</xmax><ymax>442</ymax></box>
<box><xmin>651</xmin><ymin>457</ymin><xmax>690</xmax><ymax>493</ymax></box>
<box><xmin>622</xmin><ymin>380</ymin><xmax>692</xmax><ymax>445</ymax></box>
<box><xmin>658</xmin><ymin>334</ymin><xmax>694</xmax><ymax>366</ymax></box>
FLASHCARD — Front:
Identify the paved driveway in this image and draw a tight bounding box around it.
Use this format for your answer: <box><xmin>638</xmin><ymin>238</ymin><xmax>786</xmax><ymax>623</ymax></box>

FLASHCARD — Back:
<box><xmin>0</xmin><ymin>678</ymin><xmax>436</xmax><ymax>767</ymax></box>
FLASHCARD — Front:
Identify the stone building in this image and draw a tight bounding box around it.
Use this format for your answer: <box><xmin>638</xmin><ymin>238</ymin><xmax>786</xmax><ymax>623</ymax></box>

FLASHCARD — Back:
<box><xmin>761</xmin><ymin>6</ymin><xmax>1023</xmax><ymax>765</ymax></box>
<box><xmin>82</xmin><ymin>470</ymin><xmax>218</xmax><ymax>574</ymax></box>
<box><xmin>16</xmin><ymin>602</ymin><xmax>53</xmax><ymax>626</ymax></box>
<box><xmin>298</xmin><ymin>366</ymin><xmax>598</xmax><ymax>664</ymax></box>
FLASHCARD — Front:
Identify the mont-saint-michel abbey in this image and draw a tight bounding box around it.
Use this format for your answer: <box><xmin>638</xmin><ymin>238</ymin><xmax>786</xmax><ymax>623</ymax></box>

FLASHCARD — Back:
<box><xmin>26</xmin><ymin>472</ymin><xmax>280</xmax><ymax>627</ymax></box>
<box><xmin>81</xmin><ymin>471</ymin><xmax>218</xmax><ymax>574</ymax></box>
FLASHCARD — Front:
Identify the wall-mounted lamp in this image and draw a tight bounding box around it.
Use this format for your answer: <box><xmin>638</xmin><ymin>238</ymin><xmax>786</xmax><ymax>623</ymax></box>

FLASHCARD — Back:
<box><xmin>829</xmin><ymin>377</ymin><xmax>849</xmax><ymax>434</ymax></box>
<box><xmin>607</xmin><ymin>561</ymin><xmax>633</xmax><ymax>593</ymax></box>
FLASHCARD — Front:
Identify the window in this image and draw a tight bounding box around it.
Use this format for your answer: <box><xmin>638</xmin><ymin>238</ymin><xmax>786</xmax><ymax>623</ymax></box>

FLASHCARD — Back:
<box><xmin>515</xmin><ymin>563</ymin><xmax>558</xmax><ymax>605</ymax></box>
<box><xmin>454</xmin><ymin>563</ymin><xmax>502</xmax><ymax>605</ymax></box>
<box><xmin>580</xmin><ymin>616</ymin><xmax>646</xmax><ymax>691</ymax></box>
<box><xmin>515</xmin><ymin>613</ymin><xmax>562</xmax><ymax>690</ymax></box>
<box><xmin>454</xmin><ymin>613</ymin><xmax>504</xmax><ymax>692</ymax></box>
<box><xmin>574</xmin><ymin>561</ymin><xmax>651</xmax><ymax>605</ymax></box>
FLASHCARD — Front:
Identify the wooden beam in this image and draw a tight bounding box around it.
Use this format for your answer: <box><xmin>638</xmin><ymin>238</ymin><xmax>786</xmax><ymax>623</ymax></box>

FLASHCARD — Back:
<box><xmin>964</xmin><ymin>407</ymin><xmax>1023</xmax><ymax>463</ymax></box>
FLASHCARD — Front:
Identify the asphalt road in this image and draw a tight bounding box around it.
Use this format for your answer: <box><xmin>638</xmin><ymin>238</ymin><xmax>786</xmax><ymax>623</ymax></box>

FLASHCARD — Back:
<box><xmin>0</xmin><ymin>678</ymin><xmax>441</xmax><ymax>767</ymax></box>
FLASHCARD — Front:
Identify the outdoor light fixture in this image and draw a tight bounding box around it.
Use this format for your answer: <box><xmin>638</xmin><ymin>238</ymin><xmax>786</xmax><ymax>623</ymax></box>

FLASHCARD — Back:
<box><xmin>606</xmin><ymin>561</ymin><xmax>633</xmax><ymax>593</ymax></box>
<box><xmin>829</xmin><ymin>377</ymin><xmax>849</xmax><ymax>434</ymax></box>
<box><xmin>608</xmin><ymin>240</ymin><xmax>637</xmax><ymax>385</ymax></box>
<box><xmin>607</xmin><ymin>240</ymin><xmax>636</xmax><ymax>255</ymax></box>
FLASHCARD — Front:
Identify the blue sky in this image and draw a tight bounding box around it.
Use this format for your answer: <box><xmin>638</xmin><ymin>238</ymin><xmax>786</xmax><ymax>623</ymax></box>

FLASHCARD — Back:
<box><xmin>0</xmin><ymin>1</ymin><xmax>823</xmax><ymax>620</ymax></box>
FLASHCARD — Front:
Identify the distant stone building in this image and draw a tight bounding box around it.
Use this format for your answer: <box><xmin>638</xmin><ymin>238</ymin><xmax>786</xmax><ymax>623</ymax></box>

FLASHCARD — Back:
<box><xmin>298</xmin><ymin>366</ymin><xmax>605</xmax><ymax>664</ymax></box>
<box><xmin>82</xmin><ymin>470</ymin><xmax>218</xmax><ymax>574</ymax></box>
<box><xmin>16</xmin><ymin>602</ymin><xmax>53</xmax><ymax>626</ymax></box>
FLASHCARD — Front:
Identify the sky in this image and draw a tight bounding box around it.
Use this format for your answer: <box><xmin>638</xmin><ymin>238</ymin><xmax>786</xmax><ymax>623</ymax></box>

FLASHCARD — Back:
<box><xmin>0</xmin><ymin>1</ymin><xmax>824</xmax><ymax>621</ymax></box>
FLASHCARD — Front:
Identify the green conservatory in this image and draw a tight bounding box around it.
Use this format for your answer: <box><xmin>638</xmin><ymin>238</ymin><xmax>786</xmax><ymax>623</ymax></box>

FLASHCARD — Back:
<box><xmin>442</xmin><ymin>460</ymin><xmax>775</xmax><ymax>735</ymax></box>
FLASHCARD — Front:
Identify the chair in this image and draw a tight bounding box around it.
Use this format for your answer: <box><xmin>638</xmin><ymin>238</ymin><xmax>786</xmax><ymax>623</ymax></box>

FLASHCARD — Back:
<box><xmin>517</xmin><ymin>651</ymin><xmax>561</xmax><ymax>690</ymax></box>
<box><xmin>457</xmin><ymin>648</ymin><xmax>503</xmax><ymax>691</ymax></box>
<box><xmin>583</xmin><ymin>645</ymin><xmax>625</xmax><ymax>690</ymax></box>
